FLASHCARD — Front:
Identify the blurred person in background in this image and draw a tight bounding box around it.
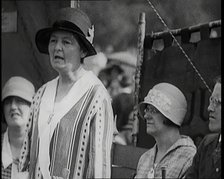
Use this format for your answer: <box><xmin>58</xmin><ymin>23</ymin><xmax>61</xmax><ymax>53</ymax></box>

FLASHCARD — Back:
<box><xmin>135</xmin><ymin>83</ymin><xmax>196</xmax><ymax>179</ymax></box>
<box><xmin>18</xmin><ymin>7</ymin><xmax>114</xmax><ymax>179</ymax></box>
<box><xmin>98</xmin><ymin>67</ymin><xmax>111</xmax><ymax>89</ymax></box>
<box><xmin>98</xmin><ymin>63</ymin><xmax>135</xmax><ymax>145</ymax></box>
<box><xmin>98</xmin><ymin>64</ymin><xmax>124</xmax><ymax>98</ymax></box>
<box><xmin>107</xmin><ymin>64</ymin><xmax>125</xmax><ymax>98</ymax></box>
<box><xmin>184</xmin><ymin>76</ymin><xmax>221</xmax><ymax>179</ymax></box>
<box><xmin>112</xmin><ymin>74</ymin><xmax>135</xmax><ymax>145</ymax></box>
<box><xmin>1</xmin><ymin>76</ymin><xmax>35</xmax><ymax>179</ymax></box>
<box><xmin>113</xmin><ymin>74</ymin><xmax>134</xmax><ymax>131</ymax></box>
<box><xmin>83</xmin><ymin>52</ymin><xmax>108</xmax><ymax>76</ymax></box>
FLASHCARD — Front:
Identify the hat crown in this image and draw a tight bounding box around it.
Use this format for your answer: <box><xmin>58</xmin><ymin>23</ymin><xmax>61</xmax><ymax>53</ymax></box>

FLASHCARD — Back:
<box><xmin>152</xmin><ymin>83</ymin><xmax>187</xmax><ymax>109</ymax></box>
<box><xmin>139</xmin><ymin>83</ymin><xmax>187</xmax><ymax>126</ymax></box>
<box><xmin>53</xmin><ymin>7</ymin><xmax>92</xmax><ymax>37</ymax></box>
<box><xmin>2</xmin><ymin>76</ymin><xmax>35</xmax><ymax>103</ymax></box>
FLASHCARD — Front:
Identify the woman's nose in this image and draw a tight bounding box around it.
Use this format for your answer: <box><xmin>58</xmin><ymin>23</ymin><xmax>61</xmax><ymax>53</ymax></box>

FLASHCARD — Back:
<box><xmin>207</xmin><ymin>103</ymin><xmax>214</xmax><ymax>112</ymax></box>
<box><xmin>55</xmin><ymin>41</ymin><xmax>62</xmax><ymax>51</ymax></box>
<box><xmin>143</xmin><ymin>110</ymin><xmax>149</xmax><ymax>118</ymax></box>
<box><xmin>10</xmin><ymin>99</ymin><xmax>18</xmax><ymax>109</ymax></box>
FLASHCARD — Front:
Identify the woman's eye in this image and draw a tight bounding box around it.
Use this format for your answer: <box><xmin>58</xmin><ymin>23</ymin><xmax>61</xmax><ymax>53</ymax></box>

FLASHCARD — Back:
<box><xmin>49</xmin><ymin>38</ymin><xmax>56</xmax><ymax>43</ymax></box>
<box><xmin>15</xmin><ymin>97</ymin><xmax>29</xmax><ymax>105</ymax></box>
<box><xmin>63</xmin><ymin>40</ymin><xmax>72</xmax><ymax>45</ymax></box>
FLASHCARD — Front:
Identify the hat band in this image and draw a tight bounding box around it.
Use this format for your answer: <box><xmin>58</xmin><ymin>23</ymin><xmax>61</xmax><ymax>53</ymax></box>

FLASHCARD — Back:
<box><xmin>53</xmin><ymin>20</ymin><xmax>85</xmax><ymax>36</ymax></box>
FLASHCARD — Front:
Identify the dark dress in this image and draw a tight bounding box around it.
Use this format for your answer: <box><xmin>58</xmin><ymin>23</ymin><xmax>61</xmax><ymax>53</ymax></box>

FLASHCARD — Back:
<box><xmin>185</xmin><ymin>133</ymin><xmax>221</xmax><ymax>179</ymax></box>
<box><xmin>112</xmin><ymin>92</ymin><xmax>134</xmax><ymax>131</ymax></box>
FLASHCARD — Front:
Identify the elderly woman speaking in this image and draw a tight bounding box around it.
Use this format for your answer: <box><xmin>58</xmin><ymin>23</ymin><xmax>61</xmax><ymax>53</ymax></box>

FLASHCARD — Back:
<box><xmin>18</xmin><ymin>8</ymin><xmax>114</xmax><ymax>179</ymax></box>
<box><xmin>135</xmin><ymin>83</ymin><xmax>196</xmax><ymax>179</ymax></box>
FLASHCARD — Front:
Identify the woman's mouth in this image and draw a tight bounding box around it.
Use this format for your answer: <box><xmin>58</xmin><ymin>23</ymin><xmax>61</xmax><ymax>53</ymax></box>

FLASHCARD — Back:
<box><xmin>54</xmin><ymin>55</ymin><xmax>64</xmax><ymax>60</ymax></box>
<box><xmin>10</xmin><ymin>112</ymin><xmax>20</xmax><ymax>118</ymax></box>
<box><xmin>146</xmin><ymin>120</ymin><xmax>154</xmax><ymax>125</ymax></box>
<box><xmin>209</xmin><ymin>115</ymin><xmax>215</xmax><ymax>120</ymax></box>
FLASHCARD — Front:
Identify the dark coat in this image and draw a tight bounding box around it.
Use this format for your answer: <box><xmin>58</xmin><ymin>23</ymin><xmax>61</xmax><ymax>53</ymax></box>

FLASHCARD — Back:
<box><xmin>185</xmin><ymin>133</ymin><xmax>221</xmax><ymax>179</ymax></box>
<box><xmin>112</xmin><ymin>92</ymin><xmax>134</xmax><ymax>131</ymax></box>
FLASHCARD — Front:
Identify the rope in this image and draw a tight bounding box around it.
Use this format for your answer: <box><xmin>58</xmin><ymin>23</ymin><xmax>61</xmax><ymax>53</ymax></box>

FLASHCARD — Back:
<box><xmin>146</xmin><ymin>0</ymin><xmax>212</xmax><ymax>93</ymax></box>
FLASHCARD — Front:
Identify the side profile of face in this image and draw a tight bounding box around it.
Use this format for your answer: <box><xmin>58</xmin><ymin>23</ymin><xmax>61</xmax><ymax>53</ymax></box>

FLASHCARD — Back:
<box><xmin>3</xmin><ymin>96</ymin><xmax>31</xmax><ymax>129</ymax></box>
<box><xmin>48</xmin><ymin>30</ymin><xmax>87</xmax><ymax>74</ymax></box>
<box><xmin>207</xmin><ymin>82</ymin><xmax>221</xmax><ymax>133</ymax></box>
<box><xmin>143</xmin><ymin>104</ymin><xmax>166</xmax><ymax>136</ymax></box>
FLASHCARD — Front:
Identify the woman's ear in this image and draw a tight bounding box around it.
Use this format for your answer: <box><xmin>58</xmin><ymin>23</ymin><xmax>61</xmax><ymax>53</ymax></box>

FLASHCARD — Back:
<box><xmin>80</xmin><ymin>50</ymin><xmax>87</xmax><ymax>59</ymax></box>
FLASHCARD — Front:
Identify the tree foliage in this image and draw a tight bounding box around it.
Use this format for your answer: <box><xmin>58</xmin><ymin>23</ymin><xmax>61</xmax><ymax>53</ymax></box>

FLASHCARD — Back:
<box><xmin>77</xmin><ymin>0</ymin><xmax>220</xmax><ymax>52</ymax></box>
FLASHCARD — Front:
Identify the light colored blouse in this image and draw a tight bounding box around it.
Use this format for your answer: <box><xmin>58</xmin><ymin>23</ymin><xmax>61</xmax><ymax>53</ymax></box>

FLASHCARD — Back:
<box><xmin>2</xmin><ymin>129</ymin><xmax>29</xmax><ymax>179</ymax></box>
<box><xmin>135</xmin><ymin>135</ymin><xmax>196</xmax><ymax>179</ymax></box>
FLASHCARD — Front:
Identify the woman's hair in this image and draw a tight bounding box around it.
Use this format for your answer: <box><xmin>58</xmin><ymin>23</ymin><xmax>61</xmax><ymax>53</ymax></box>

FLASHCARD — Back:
<box><xmin>163</xmin><ymin>117</ymin><xmax>180</xmax><ymax>128</ymax></box>
<box><xmin>73</xmin><ymin>34</ymin><xmax>88</xmax><ymax>64</ymax></box>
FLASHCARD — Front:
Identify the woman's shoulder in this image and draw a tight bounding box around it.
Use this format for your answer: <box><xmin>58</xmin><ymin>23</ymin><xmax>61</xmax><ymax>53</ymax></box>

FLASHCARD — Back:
<box><xmin>35</xmin><ymin>77</ymin><xmax>58</xmax><ymax>95</ymax></box>
<box><xmin>32</xmin><ymin>84</ymin><xmax>47</xmax><ymax>100</ymax></box>
<box><xmin>139</xmin><ymin>148</ymin><xmax>154</xmax><ymax>162</ymax></box>
<box><xmin>89</xmin><ymin>74</ymin><xmax>111</xmax><ymax>98</ymax></box>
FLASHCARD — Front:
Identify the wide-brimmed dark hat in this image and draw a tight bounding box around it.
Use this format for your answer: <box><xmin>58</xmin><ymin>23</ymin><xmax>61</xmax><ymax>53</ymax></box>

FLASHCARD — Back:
<box><xmin>35</xmin><ymin>7</ymin><xmax>96</xmax><ymax>57</ymax></box>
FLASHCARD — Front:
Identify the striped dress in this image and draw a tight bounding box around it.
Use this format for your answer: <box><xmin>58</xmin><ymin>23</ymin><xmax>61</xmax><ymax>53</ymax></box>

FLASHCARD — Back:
<box><xmin>18</xmin><ymin>71</ymin><xmax>114</xmax><ymax>179</ymax></box>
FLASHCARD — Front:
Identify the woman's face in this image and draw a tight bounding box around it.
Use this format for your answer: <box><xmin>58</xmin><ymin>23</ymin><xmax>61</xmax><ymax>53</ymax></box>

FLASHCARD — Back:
<box><xmin>208</xmin><ymin>82</ymin><xmax>221</xmax><ymax>133</ymax></box>
<box><xmin>3</xmin><ymin>96</ymin><xmax>30</xmax><ymax>129</ymax></box>
<box><xmin>48</xmin><ymin>31</ymin><xmax>86</xmax><ymax>74</ymax></box>
<box><xmin>143</xmin><ymin>104</ymin><xmax>165</xmax><ymax>136</ymax></box>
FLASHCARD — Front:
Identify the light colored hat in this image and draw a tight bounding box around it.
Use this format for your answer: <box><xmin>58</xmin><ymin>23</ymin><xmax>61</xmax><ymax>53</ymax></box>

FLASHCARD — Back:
<box><xmin>138</xmin><ymin>83</ymin><xmax>187</xmax><ymax>126</ymax></box>
<box><xmin>2</xmin><ymin>76</ymin><xmax>35</xmax><ymax>103</ymax></box>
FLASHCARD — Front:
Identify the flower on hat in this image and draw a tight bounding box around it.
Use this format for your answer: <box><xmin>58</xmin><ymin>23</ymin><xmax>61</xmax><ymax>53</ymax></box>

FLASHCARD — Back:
<box><xmin>86</xmin><ymin>25</ymin><xmax>94</xmax><ymax>44</ymax></box>
<box><xmin>144</xmin><ymin>89</ymin><xmax>172</xmax><ymax>112</ymax></box>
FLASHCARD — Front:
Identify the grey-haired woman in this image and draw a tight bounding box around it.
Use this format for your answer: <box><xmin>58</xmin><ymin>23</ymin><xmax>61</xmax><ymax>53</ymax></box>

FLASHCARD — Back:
<box><xmin>18</xmin><ymin>7</ymin><xmax>114</xmax><ymax>179</ymax></box>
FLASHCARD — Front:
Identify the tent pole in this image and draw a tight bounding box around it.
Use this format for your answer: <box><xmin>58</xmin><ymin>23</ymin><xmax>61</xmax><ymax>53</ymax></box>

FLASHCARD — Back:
<box><xmin>70</xmin><ymin>0</ymin><xmax>80</xmax><ymax>8</ymax></box>
<box><xmin>132</xmin><ymin>12</ymin><xmax>145</xmax><ymax>146</ymax></box>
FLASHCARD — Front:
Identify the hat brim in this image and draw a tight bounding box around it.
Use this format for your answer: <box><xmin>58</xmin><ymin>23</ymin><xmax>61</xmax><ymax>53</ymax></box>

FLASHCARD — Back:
<box><xmin>138</xmin><ymin>101</ymin><xmax>167</xmax><ymax>120</ymax></box>
<box><xmin>35</xmin><ymin>26</ymin><xmax>96</xmax><ymax>57</ymax></box>
<box><xmin>138</xmin><ymin>101</ymin><xmax>181</xmax><ymax>126</ymax></box>
<box><xmin>137</xmin><ymin>102</ymin><xmax>147</xmax><ymax>119</ymax></box>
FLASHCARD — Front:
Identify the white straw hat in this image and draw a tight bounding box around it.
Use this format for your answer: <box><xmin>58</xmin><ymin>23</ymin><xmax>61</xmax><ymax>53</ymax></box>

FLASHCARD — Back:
<box><xmin>2</xmin><ymin>76</ymin><xmax>35</xmax><ymax>103</ymax></box>
<box><xmin>138</xmin><ymin>83</ymin><xmax>187</xmax><ymax>126</ymax></box>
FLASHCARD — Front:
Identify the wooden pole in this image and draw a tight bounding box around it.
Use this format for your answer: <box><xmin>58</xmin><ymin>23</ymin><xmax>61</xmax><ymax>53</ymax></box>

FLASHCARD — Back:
<box><xmin>70</xmin><ymin>0</ymin><xmax>80</xmax><ymax>8</ymax></box>
<box><xmin>132</xmin><ymin>12</ymin><xmax>145</xmax><ymax>146</ymax></box>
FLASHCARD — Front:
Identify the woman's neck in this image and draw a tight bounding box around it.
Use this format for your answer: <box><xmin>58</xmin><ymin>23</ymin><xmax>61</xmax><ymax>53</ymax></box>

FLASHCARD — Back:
<box><xmin>8</xmin><ymin>127</ymin><xmax>26</xmax><ymax>159</ymax></box>
<box><xmin>56</xmin><ymin>66</ymin><xmax>86</xmax><ymax>103</ymax></box>
<box><xmin>154</xmin><ymin>129</ymin><xmax>181</xmax><ymax>162</ymax></box>
<box><xmin>59</xmin><ymin>65</ymin><xmax>86</xmax><ymax>84</ymax></box>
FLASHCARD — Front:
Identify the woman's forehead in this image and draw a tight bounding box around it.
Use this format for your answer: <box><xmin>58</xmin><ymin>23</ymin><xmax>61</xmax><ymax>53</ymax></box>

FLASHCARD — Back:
<box><xmin>212</xmin><ymin>83</ymin><xmax>221</xmax><ymax>98</ymax></box>
<box><xmin>3</xmin><ymin>96</ymin><xmax>28</xmax><ymax>103</ymax></box>
<box><xmin>51</xmin><ymin>30</ymin><xmax>75</xmax><ymax>38</ymax></box>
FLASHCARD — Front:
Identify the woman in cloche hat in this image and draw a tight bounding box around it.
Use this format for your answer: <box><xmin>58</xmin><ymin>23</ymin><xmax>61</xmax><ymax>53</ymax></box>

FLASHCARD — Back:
<box><xmin>135</xmin><ymin>83</ymin><xmax>197</xmax><ymax>179</ymax></box>
<box><xmin>1</xmin><ymin>76</ymin><xmax>35</xmax><ymax>179</ymax></box>
<box><xmin>18</xmin><ymin>7</ymin><xmax>114</xmax><ymax>179</ymax></box>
